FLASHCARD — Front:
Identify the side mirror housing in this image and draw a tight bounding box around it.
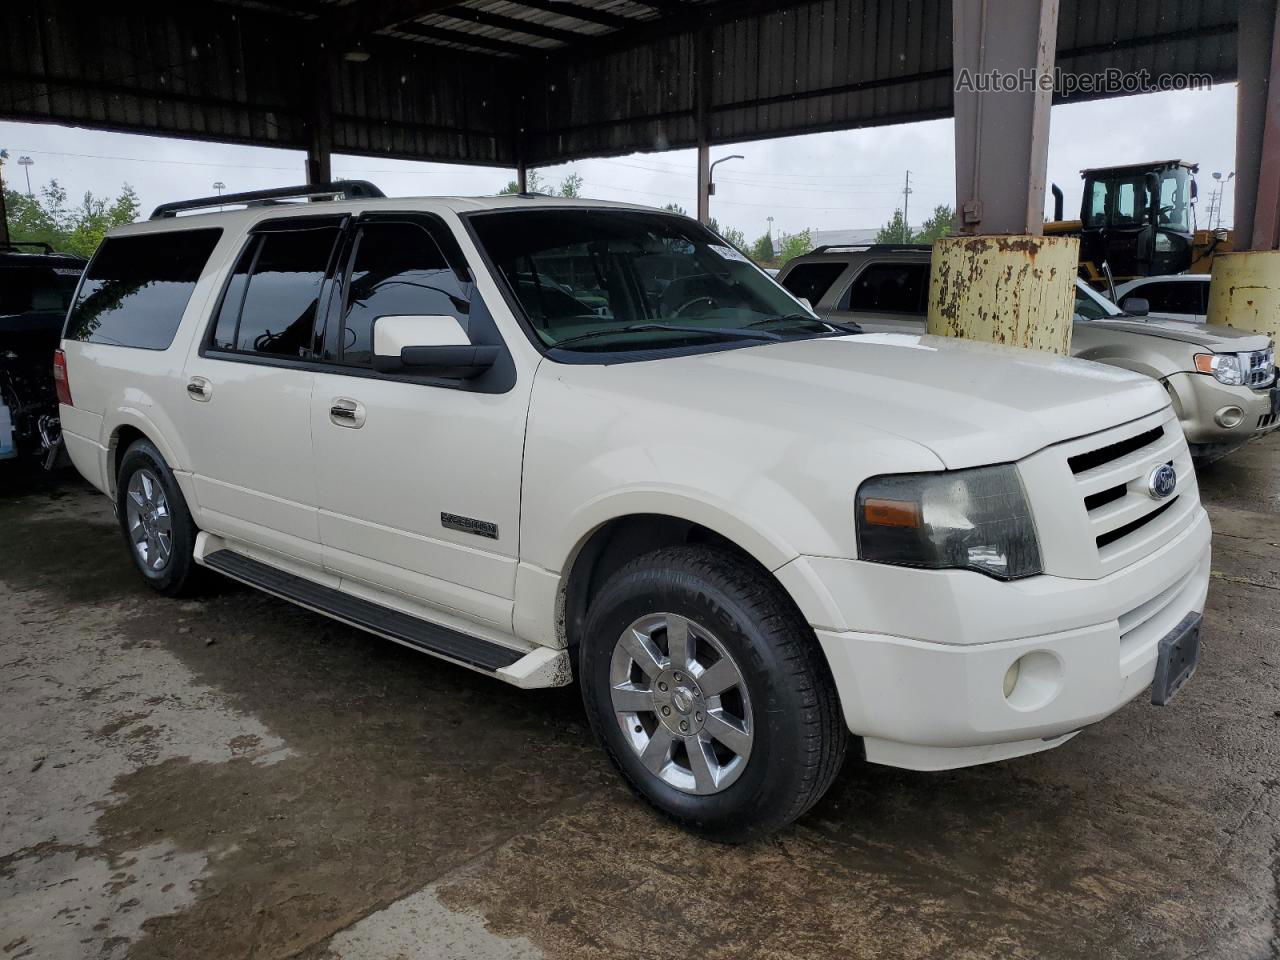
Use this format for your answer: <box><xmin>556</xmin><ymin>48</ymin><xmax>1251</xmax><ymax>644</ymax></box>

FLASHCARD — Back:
<box><xmin>798</xmin><ymin>296</ymin><xmax>814</xmax><ymax>312</ymax></box>
<box><xmin>371</xmin><ymin>315</ymin><xmax>497</xmax><ymax>379</ymax></box>
<box><xmin>1121</xmin><ymin>296</ymin><xmax>1150</xmax><ymax>317</ymax></box>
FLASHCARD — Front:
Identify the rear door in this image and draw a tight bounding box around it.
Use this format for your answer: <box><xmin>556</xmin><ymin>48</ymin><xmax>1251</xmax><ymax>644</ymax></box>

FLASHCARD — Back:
<box><xmin>179</xmin><ymin>216</ymin><xmax>345</xmax><ymax>568</ymax></box>
<box><xmin>308</xmin><ymin>212</ymin><xmax>531</xmax><ymax>631</ymax></box>
<box><xmin>826</xmin><ymin>260</ymin><xmax>930</xmax><ymax>333</ymax></box>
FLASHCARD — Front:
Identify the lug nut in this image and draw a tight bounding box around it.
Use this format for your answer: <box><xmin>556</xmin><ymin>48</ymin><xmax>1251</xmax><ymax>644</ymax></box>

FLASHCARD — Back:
<box><xmin>658</xmin><ymin>681</ymin><xmax>668</xmax><ymax>692</ymax></box>
<box><xmin>661</xmin><ymin>706</ymin><xmax>671</xmax><ymax>716</ymax></box>
<box><xmin>674</xmin><ymin>672</ymin><xmax>683</xmax><ymax>682</ymax></box>
<box><xmin>695</xmin><ymin>711</ymin><xmax>703</xmax><ymax>722</ymax></box>
<box><xmin>679</xmin><ymin>720</ymin><xmax>689</xmax><ymax>732</ymax></box>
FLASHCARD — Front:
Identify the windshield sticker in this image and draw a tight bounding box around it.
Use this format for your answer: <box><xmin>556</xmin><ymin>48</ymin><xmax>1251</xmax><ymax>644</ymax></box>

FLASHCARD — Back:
<box><xmin>54</xmin><ymin>268</ymin><xmax>83</xmax><ymax>276</ymax></box>
<box><xmin>709</xmin><ymin>243</ymin><xmax>751</xmax><ymax>264</ymax></box>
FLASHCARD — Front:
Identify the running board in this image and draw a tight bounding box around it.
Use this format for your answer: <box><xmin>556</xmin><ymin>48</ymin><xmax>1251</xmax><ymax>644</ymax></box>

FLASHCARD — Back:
<box><xmin>203</xmin><ymin>549</ymin><xmax>524</xmax><ymax>672</ymax></box>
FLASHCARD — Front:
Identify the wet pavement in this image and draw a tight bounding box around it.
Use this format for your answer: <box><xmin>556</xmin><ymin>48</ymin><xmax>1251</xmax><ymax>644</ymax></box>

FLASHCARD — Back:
<box><xmin>1</xmin><ymin>436</ymin><xmax>1278</xmax><ymax>960</ymax></box>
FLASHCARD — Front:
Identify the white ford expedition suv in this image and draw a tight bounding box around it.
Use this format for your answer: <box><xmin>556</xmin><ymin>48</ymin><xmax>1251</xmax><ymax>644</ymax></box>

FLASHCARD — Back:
<box><xmin>57</xmin><ymin>183</ymin><xmax>1210</xmax><ymax>840</ymax></box>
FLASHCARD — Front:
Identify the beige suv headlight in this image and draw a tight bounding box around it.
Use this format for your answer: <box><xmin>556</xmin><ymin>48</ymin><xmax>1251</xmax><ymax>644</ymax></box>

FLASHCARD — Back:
<box><xmin>856</xmin><ymin>465</ymin><xmax>1043</xmax><ymax>580</ymax></box>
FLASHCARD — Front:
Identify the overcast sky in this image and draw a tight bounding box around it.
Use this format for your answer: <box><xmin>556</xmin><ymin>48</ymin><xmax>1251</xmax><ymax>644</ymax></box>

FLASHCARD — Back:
<box><xmin>0</xmin><ymin>81</ymin><xmax>1238</xmax><ymax>243</ymax></box>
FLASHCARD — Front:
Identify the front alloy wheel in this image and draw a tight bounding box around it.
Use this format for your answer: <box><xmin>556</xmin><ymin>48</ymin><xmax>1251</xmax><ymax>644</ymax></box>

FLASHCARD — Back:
<box><xmin>610</xmin><ymin>613</ymin><xmax>754</xmax><ymax>795</ymax></box>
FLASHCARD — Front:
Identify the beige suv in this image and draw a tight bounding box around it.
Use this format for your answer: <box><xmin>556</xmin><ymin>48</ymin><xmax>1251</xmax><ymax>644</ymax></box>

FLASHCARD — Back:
<box><xmin>779</xmin><ymin>246</ymin><xmax>1279</xmax><ymax>462</ymax></box>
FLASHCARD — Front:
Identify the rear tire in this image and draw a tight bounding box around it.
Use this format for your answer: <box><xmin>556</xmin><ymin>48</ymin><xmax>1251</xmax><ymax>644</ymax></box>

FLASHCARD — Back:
<box><xmin>115</xmin><ymin>439</ymin><xmax>200</xmax><ymax>597</ymax></box>
<box><xmin>579</xmin><ymin>545</ymin><xmax>847</xmax><ymax>842</ymax></box>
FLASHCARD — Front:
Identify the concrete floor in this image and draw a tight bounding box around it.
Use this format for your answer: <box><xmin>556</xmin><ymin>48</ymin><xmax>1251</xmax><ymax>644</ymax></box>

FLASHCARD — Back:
<box><xmin>2</xmin><ymin>436</ymin><xmax>1278</xmax><ymax>960</ymax></box>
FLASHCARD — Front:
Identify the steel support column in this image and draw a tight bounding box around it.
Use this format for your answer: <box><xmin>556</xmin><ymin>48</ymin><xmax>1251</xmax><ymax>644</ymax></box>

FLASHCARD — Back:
<box><xmin>1234</xmin><ymin>0</ymin><xmax>1280</xmax><ymax>251</ymax></box>
<box><xmin>695</xmin><ymin>28</ymin><xmax>712</xmax><ymax>224</ymax></box>
<box><xmin>305</xmin><ymin>48</ymin><xmax>334</xmax><ymax>186</ymax></box>
<box><xmin>931</xmin><ymin>0</ymin><xmax>1077</xmax><ymax>354</ymax></box>
<box><xmin>952</xmin><ymin>0</ymin><xmax>1058</xmax><ymax>235</ymax></box>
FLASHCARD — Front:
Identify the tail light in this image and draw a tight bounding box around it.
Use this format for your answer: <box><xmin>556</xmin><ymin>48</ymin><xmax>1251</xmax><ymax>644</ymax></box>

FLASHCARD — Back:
<box><xmin>53</xmin><ymin>349</ymin><xmax>73</xmax><ymax>406</ymax></box>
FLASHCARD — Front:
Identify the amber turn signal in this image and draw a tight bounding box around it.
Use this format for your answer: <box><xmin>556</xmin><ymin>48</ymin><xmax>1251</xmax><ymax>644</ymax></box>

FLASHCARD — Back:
<box><xmin>862</xmin><ymin>497</ymin><xmax>922</xmax><ymax>528</ymax></box>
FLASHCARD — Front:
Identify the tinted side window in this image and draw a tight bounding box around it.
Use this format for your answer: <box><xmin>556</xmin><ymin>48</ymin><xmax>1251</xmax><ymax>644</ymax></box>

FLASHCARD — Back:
<box><xmin>840</xmin><ymin>263</ymin><xmax>929</xmax><ymax>314</ymax></box>
<box><xmin>231</xmin><ymin>227</ymin><xmax>340</xmax><ymax>358</ymax></box>
<box><xmin>1135</xmin><ymin>281</ymin><xmax>1202</xmax><ymax>315</ymax></box>
<box><xmin>66</xmin><ymin>229</ymin><xmax>221</xmax><ymax>349</ymax></box>
<box><xmin>780</xmin><ymin>262</ymin><xmax>847</xmax><ymax>305</ymax></box>
<box><xmin>339</xmin><ymin>222</ymin><xmax>465</xmax><ymax>366</ymax></box>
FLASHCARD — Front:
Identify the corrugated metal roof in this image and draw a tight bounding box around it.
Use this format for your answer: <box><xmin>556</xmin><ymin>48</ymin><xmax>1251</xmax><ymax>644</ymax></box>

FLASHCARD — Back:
<box><xmin>0</xmin><ymin>0</ymin><xmax>1241</xmax><ymax>168</ymax></box>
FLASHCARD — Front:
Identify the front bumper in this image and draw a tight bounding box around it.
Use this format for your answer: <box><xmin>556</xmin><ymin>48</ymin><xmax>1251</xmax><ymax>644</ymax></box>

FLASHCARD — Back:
<box><xmin>1166</xmin><ymin>372</ymin><xmax>1279</xmax><ymax>452</ymax></box>
<box><xmin>781</xmin><ymin>505</ymin><xmax>1211</xmax><ymax>771</ymax></box>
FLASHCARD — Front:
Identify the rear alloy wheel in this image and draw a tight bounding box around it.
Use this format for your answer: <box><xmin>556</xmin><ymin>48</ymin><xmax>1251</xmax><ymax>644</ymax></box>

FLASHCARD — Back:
<box><xmin>581</xmin><ymin>545</ymin><xmax>848</xmax><ymax>842</ymax></box>
<box><xmin>115</xmin><ymin>439</ymin><xmax>201</xmax><ymax>596</ymax></box>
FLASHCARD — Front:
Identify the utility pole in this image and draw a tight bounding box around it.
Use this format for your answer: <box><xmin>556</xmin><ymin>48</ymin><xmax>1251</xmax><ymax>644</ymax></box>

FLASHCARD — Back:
<box><xmin>0</xmin><ymin>149</ymin><xmax>9</xmax><ymax>245</ymax></box>
<box><xmin>18</xmin><ymin>156</ymin><xmax>33</xmax><ymax>196</ymax></box>
<box><xmin>902</xmin><ymin>170</ymin><xmax>913</xmax><ymax>242</ymax></box>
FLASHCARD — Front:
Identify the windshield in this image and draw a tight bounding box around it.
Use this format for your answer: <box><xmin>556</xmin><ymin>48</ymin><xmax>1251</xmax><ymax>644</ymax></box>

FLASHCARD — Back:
<box><xmin>469</xmin><ymin>209</ymin><xmax>828</xmax><ymax>353</ymax></box>
<box><xmin>1073</xmin><ymin>278</ymin><xmax>1124</xmax><ymax>320</ymax></box>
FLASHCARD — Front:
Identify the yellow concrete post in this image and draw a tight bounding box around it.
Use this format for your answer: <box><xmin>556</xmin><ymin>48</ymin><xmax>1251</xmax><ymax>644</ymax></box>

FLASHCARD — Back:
<box><xmin>1206</xmin><ymin>250</ymin><xmax>1280</xmax><ymax>343</ymax></box>
<box><xmin>926</xmin><ymin>235</ymin><xmax>1080</xmax><ymax>355</ymax></box>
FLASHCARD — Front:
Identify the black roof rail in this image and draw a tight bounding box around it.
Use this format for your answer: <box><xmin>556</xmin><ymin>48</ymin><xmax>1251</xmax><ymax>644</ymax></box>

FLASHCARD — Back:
<box><xmin>0</xmin><ymin>240</ymin><xmax>56</xmax><ymax>254</ymax></box>
<box><xmin>810</xmin><ymin>242</ymin><xmax>932</xmax><ymax>255</ymax></box>
<box><xmin>150</xmin><ymin>180</ymin><xmax>385</xmax><ymax>220</ymax></box>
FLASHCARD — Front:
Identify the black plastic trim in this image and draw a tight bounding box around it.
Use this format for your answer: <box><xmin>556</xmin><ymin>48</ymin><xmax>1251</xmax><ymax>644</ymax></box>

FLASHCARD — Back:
<box><xmin>203</xmin><ymin>549</ymin><xmax>523</xmax><ymax>672</ymax></box>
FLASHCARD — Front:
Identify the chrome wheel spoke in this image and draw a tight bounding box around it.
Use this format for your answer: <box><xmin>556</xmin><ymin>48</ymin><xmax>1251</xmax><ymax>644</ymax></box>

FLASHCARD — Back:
<box><xmin>665</xmin><ymin>614</ymin><xmax>691</xmax><ymax>670</ymax></box>
<box><xmin>695</xmin><ymin>658</ymin><xmax>738</xmax><ymax>697</ymax></box>
<box><xmin>640</xmin><ymin>726</ymin><xmax>674</xmax><ymax>774</ymax></box>
<box><xmin>611</xmin><ymin>684</ymin><xmax>653</xmax><ymax>714</ymax></box>
<box><xmin>620</xmin><ymin>628</ymin><xmax>666</xmax><ymax>680</ymax></box>
<box><xmin>704</xmin><ymin>711</ymin><xmax>752</xmax><ymax>758</ymax></box>
<box><xmin>687</xmin><ymin>734</ymin><xmax>719</xmax><ymax>793</ymax></box>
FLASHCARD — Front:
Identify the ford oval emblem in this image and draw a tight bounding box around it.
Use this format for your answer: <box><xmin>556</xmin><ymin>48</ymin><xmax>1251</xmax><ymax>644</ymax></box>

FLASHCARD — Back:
<box><xmin>1147</xmin><ymin>463</ymin><xmax>1177</xmax><ymax>500</ymax></box>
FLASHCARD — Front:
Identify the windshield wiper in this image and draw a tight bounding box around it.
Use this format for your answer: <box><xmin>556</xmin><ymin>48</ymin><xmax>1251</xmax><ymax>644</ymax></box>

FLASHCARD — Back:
<box><xmin>547</xmin><ymin>323</ymin><xmax>782</xmax><ymax>351</ymax></box>
<box><xmin>745</xmin><ymin>313</ymin><xmax>864</xmax><ymax>335</ymax></box>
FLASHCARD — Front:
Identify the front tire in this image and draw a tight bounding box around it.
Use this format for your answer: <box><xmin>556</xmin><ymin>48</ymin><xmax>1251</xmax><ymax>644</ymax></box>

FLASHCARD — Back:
<box><xmin>115</xmin><ymin>439</ymin><xmax>200</xmax><ymax>596</ymax></box>
<box><xmin>580</xmin><ymin>545</ymin><xmax>847</xmax><ymax>842</ymax></box>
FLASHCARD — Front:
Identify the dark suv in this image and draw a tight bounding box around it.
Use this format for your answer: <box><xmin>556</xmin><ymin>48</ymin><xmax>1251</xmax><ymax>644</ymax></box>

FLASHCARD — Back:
<box><xmin>0</xmin><ymin>242</ymin><xmax>86</xmax><ymax>466</ymax></box>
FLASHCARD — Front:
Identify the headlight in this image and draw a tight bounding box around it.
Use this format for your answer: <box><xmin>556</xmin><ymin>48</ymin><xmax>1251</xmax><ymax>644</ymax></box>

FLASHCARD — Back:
<box><xmin>1194</xmin><ymin>352</ymin><xmax>1244</xmax><ymax>385</ymax></box>
<box><xmin>855</xmin><ymin>465</ymin><xmax>1043</xmax><ymax>580</ymax></box>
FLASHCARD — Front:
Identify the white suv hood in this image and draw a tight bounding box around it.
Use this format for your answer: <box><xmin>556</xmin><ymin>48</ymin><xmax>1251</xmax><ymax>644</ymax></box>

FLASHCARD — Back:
<box><xmin>600</xmin><ymin>332</ymin><xmax>1170</xmax><ymax>469</ymax></box>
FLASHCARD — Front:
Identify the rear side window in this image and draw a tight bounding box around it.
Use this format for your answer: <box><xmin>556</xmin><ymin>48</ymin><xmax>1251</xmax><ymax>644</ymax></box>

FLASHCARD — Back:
<box><xmin>1130</xmin><ymin>281</ymin><xmax>1205</xmax><ymax>315</ymax></box>
<box><xmin>0</xmin><ymin>263</ymin><xmax>82</xmax><ymax>317</ymax></box>
<box><xmin>839</xmin><ymin>262</ymin><xmax>930</xmax><ymax>315</ymax></box>
<box><xmin>210</xmin><ymin>225</ymin><xmax>342</xmax><ymax>358</ymax></box>
<box><xmin>65</xmin><ymin>229</ymin><xmax>221</xmax><ymax>349</ymax></box>
<box><xmin>339</xmin><ymin>221</ymin><xmax>466</xmax><ymax>366</ymax></box>
<box><xmin>780</xmin><ymin>262</ymin><xmax>846</xmax><ymax>305</ymax></box>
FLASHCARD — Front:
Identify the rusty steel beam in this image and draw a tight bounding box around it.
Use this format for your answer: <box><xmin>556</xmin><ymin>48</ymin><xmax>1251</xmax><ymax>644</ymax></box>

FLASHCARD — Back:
<box><xmin>952</xmin><ymin>0</ymin><xmax>1059</xmax><ymax>236</ymax></box>
<box><xmin>1235</xmin><ymin>0</ymin><xmax>1280</xmax><ymax>251</ymax></box>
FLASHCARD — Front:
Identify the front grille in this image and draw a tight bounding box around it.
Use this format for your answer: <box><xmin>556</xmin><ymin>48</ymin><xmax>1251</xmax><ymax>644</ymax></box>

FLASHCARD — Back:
<box><xmin>1036</xmin><ymin>408</ymin><xmax>1200</xmax><ymax>577</ymax></box>
<box><xmin>1259</xmin><ymin>412</ymin><xmax>1279</xmax><ymax>430</ymax></box>
<box><xmin>1068</xmin><ymin>426</ymin><xmax>1164</xmax><ymax>474</ymax></box>
<box><xmin>1243</xmin><ymin>347</ymin><xmax>1276</xmax><ymax>388</ymax></box>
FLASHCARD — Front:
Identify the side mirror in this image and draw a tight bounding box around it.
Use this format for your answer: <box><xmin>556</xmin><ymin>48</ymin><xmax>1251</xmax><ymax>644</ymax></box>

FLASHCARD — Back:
<box><xmin>371</xmin><ymin>315</ymin><xmax>498</xmax><ymax>379</ymax></box>
<box><xmin>1121</xmin><ymin>297</ymin><xmax>1150</xmax><ymax>317</ymax></box>
<box><xmin>798</xmin><ymin>296</ymin><xmax>814</xmax><ymax>312</ymax></box>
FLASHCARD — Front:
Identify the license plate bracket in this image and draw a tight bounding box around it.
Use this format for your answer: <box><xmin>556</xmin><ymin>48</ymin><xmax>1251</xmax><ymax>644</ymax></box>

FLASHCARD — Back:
<box><xmin>1151</xmin><ymin>612</ymin><xmax>1201</xmax><ymax>706</ymax></box>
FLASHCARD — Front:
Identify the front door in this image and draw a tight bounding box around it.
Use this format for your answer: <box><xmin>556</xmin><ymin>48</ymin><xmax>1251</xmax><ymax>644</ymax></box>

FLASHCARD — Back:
<box><xmin>309</xmin><ymin>213</ymin><xmax>532</xmax><ymax>631</ymax></box>
<box><xmin>180</xmin><ymin>217</ymin><xmax>345</xmax><ymax>567</ymax></box>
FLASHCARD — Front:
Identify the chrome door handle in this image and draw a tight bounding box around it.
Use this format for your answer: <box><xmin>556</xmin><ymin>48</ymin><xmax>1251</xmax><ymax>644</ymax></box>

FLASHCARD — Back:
<box><xmin>329</xmin><ymin>398</ymin><xmax>365</xmax><ymax>428</ymax></box>
<box><xmin>186</xmin><ymin>377</ymin><xmax>212</xmax><ymax>401</ymax></box>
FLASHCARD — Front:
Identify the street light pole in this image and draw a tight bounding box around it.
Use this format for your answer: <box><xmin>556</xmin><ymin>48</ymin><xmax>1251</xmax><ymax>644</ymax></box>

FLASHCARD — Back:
<box><xmin>701</xmin><ymin>153</ymin><xmax>744</xmax><ymax>225</ymax></box>
<box><xmin>212</xmin><ymin>181</ymin><xmax>226</xmax><ymax>212</ymax></box>
<box><xmin>17</xmin><ymin>156</ymin><xmax>33</xmax><ymax>196</ymax></box>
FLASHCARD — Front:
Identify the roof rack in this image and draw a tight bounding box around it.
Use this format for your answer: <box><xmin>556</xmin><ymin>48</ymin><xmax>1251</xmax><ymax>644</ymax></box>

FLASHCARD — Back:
<box><xmin>0</xmin><ymin>240</ymin><xmax>56</xmax><ymax>254</ymax></box>
<box><xmin>810</xmin><ymin>242</ymin><xmax>931</xmax><ymax>255</ymax></box>
<box><xmin>150</xmin><ymin>180</ymin><xmax>385</xmax><ymax>220</ymax></box>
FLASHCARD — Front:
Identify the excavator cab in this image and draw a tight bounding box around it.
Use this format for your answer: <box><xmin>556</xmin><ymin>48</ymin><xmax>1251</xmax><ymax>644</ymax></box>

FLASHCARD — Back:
<box><xmin>1077</xmin><ymin>160</ymin><xmax>1198</xmax><ymax>281</ymax></box>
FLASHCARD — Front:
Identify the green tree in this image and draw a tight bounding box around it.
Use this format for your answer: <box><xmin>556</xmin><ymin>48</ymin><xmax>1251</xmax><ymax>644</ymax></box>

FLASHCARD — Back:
<box><xmin>750</xmin><ymin>232</ymin><xmax>775</xmax><ymax>263</ymax></box>
<box><xmin>499</xmin><ymin>170</ymin><xmax>546</xmax><ymax>195</ymax></box>
<box><xmin>4</xmin><ymin>179</ymin><xmax>141</xmax><ymax>258</ymax></box>
<box><xmin>913</xmin><ymin>204</ymin><xmax>954</xmax><ymax>244</ymax></box>
<box><xmin>776</xmin><ymin>228</ymin><xmax>813</xmax><ymax>264</ymax></box>
<box><xmin>559</xmin><ymin>172</ymin><xmax>583</xmax><ymax>198</ymax></box>
<box><xmin>875</xmin><ymin>208</ymin><xmax>912</xmax><ymax>244</ymax></box>
<box><xmin>663</xmin><ymin>202</ymin><xmax>688</xmax><ymax>216</ymax></box>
